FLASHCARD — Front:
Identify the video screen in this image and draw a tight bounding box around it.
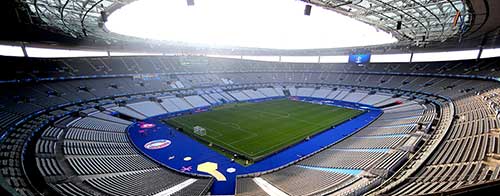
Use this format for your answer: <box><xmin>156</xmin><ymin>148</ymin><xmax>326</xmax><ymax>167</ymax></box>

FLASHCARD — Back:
<box><xmin>348</xmin><ymin>53</ymin><xmax>371</xmax><ymax>64</ymax></box>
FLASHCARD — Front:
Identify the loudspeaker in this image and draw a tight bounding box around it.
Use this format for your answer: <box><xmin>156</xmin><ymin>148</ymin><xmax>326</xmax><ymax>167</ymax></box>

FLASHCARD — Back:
<box><xmin>396</xmin><ymin>21</ymin><xmax>402</xmax><ymax>30</ymax></box>
<box><xmin>187</xmin><ymin>0</ymin><xmax>194</xmax><ymax>6</ymax></box>
<box><xmin>304</xmin><ymin>5</ymin><xmax>312</xmax><ymax>16</ymax></box>
<box><xmin>100</xmin><ymin>11</ymin><xmax>108</xmax><ymax>22</ymax></box>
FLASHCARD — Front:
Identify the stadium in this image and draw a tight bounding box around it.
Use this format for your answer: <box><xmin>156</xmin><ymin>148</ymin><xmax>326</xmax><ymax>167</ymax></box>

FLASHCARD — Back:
<box><xmin>1</xmin><ymin>0</ymin><xmax>500</xmax><ymax>195</ymax></box>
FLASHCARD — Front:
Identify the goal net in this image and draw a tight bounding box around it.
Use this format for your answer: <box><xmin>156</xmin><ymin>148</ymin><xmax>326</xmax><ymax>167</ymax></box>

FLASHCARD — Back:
<box><xmin>194</xmin><ymin>126</ymin><xmax>207</xmax><ymax>136</ymax></box>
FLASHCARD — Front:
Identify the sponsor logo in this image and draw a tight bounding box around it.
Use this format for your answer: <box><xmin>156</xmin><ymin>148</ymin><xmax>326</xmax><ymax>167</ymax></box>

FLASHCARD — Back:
<box><xmin>181</xmin><ymin>166</ymin><xmax>192</xmax><ymax>172</ymax></box>
<box><xmin>140</xmin><ymin>123</ymin><xmax>156</xmax><ymax>129</ymax></box>
<box><xmin>226</xmin><ymin>168</ymin><xmax>236</xmax><ymax>173</ymax></box>
<box><xmin>144</xmin><ymin>139</ymin><xmax>171</xmax><ymax>150</ymax></box>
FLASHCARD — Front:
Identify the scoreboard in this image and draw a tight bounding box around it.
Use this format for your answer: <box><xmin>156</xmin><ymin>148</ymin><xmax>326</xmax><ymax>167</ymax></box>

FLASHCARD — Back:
<box><xmin>348</xmin><ymin>52</ymin><xmax>371</xmax><ymax>65</ymax></box>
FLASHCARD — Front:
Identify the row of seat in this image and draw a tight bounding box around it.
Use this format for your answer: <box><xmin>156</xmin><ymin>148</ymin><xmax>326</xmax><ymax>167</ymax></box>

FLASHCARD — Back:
<box><xmin>6</xmin><ymin>56</ymin><xmax>500</xmax><ymax>82</ymax></box>
<box><xmin>57</xmin><ymin>111</ymin><xmax>213</xmax><ymax>195</ymax></box>
<box><xmin>85</xmin><ymin>168</ymin><xmax>208</xmax><ymax>196</ymax></box>
<box><xmin>70</xmin><ymin>117</ymin><xmax>129</xmax><ymax>133</ymax></box>
<box><xmin>388</xmin><ymin>93</ymin><xmax>500</xmax><ymax>195</ymax></box>
<box><xmin>36</xmin><ymin>158</ymin><xmax>64</xmax><ymax>177</ymax></box>
<box><xmin>0</xmin><ymin>112</ymin><xmax>56</xmax><ymax>196</ymax></box>
<box><xmin>334</xmin><ymin>135</ymin><xmax>409</xmax><ymax>149</ymax></box>
<box><xmin>41</xmin><ymin>127</ymin><xmax>64</xmax><ymax>139</ymax></box>
<box><xmin>262</xmin><ymin>165</ymin><xmax>353</xmax><ymax>196</ymax></box>
<box><xmin>63</xmin><ymin>141</ymin><xmax>137</xmax><ymax>156</ymax></box>
<box><xmin>299</xmin><ymin>150</ymin><xmax>387</xmax><ymax>170</ymax></box>
<box><xmin>65</xmin><ymin>128</ymin><xmax>128</xmax><ymax>143</ymax></box>
<box><xmin>35</xmin><ymin>140</ymin><xmax>56</xmax><ymax>154</ymax></box>
<box><xmin>357</xmin><ymin>125</ymin><xmax>416</xmax><ymax>136</ymax></box>
<box><xmin>67</xmin><ymin>155</ymin><xmax>159</xmax><ymax>176</ymax></box>
<box><xmin>372</xmin><ymin>150</ymin><xmax>409</xmax><ymax>172</ymax></box>
<box><xmin>49</xmin><ymin>182</ymin><xmax>93</xmax><ymax>196</ymax></box>
<box><xmin>384</xmin><ymin>109</ymin><xmax>424</xmax><ymax>118</ymax></box>
<box><xmin>0</xmin><ymin>110</ymin><xmax>22</xmax><ymax>129</ymax></box>
<box><xmin>236</xmin><ymin>178</ymin><xmax>268</xmax><ymax>196</ymax></box>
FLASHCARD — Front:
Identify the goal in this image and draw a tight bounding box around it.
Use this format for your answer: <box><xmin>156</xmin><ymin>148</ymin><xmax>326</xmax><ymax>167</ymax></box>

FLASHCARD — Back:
<box><xmin>194</xmin><ymin>126</ymin><xmax>207</xmax><ymax>136</ymax></box>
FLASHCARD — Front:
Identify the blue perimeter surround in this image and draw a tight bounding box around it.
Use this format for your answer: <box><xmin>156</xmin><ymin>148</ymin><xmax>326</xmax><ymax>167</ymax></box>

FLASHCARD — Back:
<box><xmin>127</xmin><ymin>97</ymin><xmax>383</xmax><ymax>195</ymax></box>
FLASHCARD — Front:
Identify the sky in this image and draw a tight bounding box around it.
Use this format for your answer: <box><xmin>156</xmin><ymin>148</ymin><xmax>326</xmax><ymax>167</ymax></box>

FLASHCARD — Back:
<box><xmin>106</xmin><ymin>0</ymin><xmax>397</xmax><ymax>49</ymax></box>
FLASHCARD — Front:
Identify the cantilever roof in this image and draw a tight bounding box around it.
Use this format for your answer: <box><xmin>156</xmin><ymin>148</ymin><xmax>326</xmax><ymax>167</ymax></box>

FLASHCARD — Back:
<box><xmin>20</xmin><ymin>0</ymin><xmax>470</xmax><ymax>49</ymax></box>
<box><xmin>306</xmin><ymin>0</ymin><xmax>470</xmax><ymax>44</ymax></box>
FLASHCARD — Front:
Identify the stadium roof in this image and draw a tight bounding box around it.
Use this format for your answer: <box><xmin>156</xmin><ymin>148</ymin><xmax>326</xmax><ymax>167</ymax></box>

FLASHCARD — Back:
<box><xmin>5</xmin><ymin>0</ymin><xmax>500</xmax><ymax>54</ymax></box>
<box><xmin>316</xmin><ymin>0</ymin><xmax>472</xmax><ymax>44</ymax></box>
<box><xmin>105</xmin><ymin>0</ymin><xmax>398</xmax><ymax>49</ymax></box>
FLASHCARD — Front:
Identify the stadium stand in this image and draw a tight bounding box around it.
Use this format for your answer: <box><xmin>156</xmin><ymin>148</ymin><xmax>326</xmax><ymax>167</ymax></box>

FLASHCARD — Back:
<box><xmin>236</xmin><ymin>178</ymin><xmax>268</xmax><ymax>196</ymax></box>
<box><xmin>184</xmin><ymin>95</ymin><xmax>211</xmax><ymax>108</ymax></box>
<box><xmin>0</xmin><ymin>54</ymin><xmax>468</xmax><ymax>194</ymax></box>
<box><xmin>29</xmin><ymin>109</ymin><xmax>214</xmax><ymax>196</ymax></box>
<box><xmin>379</xmin><ymin>94</ymin><xmax>500</xmax><ymax>195</ymax></box>
<box><xmin>1</xmin><ymin>0</ymin><xmax>500</xmax><ymax>195</ymax></box>
<box><xmin>127</xmin><ymin>101</ymin><xmax>168</xmax><ymax>118</ymax></box>
<box><xmin>1</xmin><ymin>54</ymin><xmax>499</xmax><ymax>195</ymax></box>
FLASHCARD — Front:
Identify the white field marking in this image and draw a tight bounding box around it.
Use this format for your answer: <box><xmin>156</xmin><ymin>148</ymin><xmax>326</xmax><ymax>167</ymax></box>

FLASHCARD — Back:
<box><xmin>253</xmin><ymin>177</ymin><xmax>289</xmax><ymax>196</ymax></box>
<box><xmin>154</xmin><ymin>178</ymin><xmax>197</xmax><ymax>196</ymax></box>
<box><xmin>247</xmin><ymin>123</ymin><xmax>327</xmax><ymax>156</ymax></box>
<box><xmin>202</xmin><ymin>117</ymin><xmax>258</xmax><ymax>137</ymax></box>
<box><xmin>170</xmin><ymin>116</ymin><xmax>257</xmax><ymax>154</ymax></box>
<box><xmin>201</xmin><ymin>132</ymin><xmax>248</xmax><ymax>153</ymax></box>
<box><xmin>175</xmin><ymin>101</ymin><xmax>355</xmax><ymax>156</ymax></box>
<box><xmin>238</xmin><ymin>106</ymin><xmax>329</xmax><ymax>127</ymax></box>
<box><xmin>170</xmin><ymin>118</ymin><xmax>223</xmax><ymax>137</ymax></box>
<box><xmin>169</xmin><ymin>119</ymin><xmax>247</xmax><ymax>151</ymax></box>
<box><xmin>229</xmin><ymin>113</ymin><xmax>290</xmax><ymax>145</ymax></box>
<box><xmin>228</xmin><ymin>109</ymin><xmax>297</xmax><ymax>146</ymax></box>
<box><xmin>237</xmin><ymin>106</ymin><xmax>354</xmax><ymax>156</ymax></box>
<box><xmin>243</xmin><ymin>107</ymin><xmax>312</xmax><ymax>124</ymax></box>
<box><xmin>268</xmin><ymin>112</ymin><xmax>291</xmax><ymax>121</ymax></box>
<box><xmin>204</xmin><ymin>113</ymin><xmax>302</xmax><ymax>155</ymax></box>
<box><xmin>187</xmin><ymin>123</ymin><xmax>255</xmax><ymax>153</ymax></box>
<box><xmin>230</xmin><ymin>122</ymin><xmax>241</xmax><ymax>129</ymax></box>
<box><xmin>248</xmin><ymin>110</ymin><xmax>357</xmax><ymax>156</ymax></box>
<box><xmin>261</xmin><ymin>105</ymin><xmax>357</xmax><ymax>153</ymax></box>
<box><xmin>227</xmin><ymin>133</ymin><xmax>259</xmax><ymax>145</ymax></box>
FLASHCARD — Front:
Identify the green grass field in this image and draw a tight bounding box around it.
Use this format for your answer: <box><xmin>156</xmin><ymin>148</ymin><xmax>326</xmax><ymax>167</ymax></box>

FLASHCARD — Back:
<box><xmin>164</xmin><ymin>99</ymin><xmax>363</xmax><ymax>163</ymax></box>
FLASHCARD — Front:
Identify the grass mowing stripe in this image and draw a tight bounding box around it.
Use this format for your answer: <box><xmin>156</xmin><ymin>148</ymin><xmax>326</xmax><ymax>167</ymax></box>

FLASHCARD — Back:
<box><xmin>163</xmin><ymin>99</ymin><xmax>364</xmax><ymax>164</ymax></box>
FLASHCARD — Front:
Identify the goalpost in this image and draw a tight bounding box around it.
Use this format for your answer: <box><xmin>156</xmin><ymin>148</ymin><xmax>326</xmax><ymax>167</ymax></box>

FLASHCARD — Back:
<box><xmin>194</xmin><ymin>126</ymin><xmax>207</xmax><ymax>136</ymax></box>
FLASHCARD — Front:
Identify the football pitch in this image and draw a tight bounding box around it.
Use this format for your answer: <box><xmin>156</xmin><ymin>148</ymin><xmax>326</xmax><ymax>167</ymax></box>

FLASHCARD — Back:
<box><xmin>164</xmin><ymin>99</ymin><xmax>364</xmax><ymax>163</ymax></box>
